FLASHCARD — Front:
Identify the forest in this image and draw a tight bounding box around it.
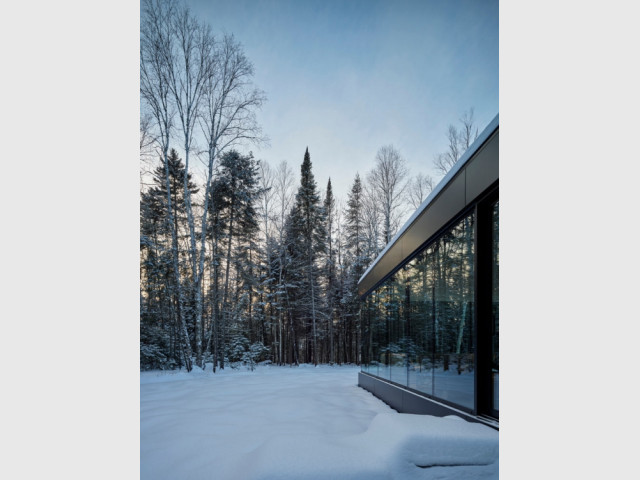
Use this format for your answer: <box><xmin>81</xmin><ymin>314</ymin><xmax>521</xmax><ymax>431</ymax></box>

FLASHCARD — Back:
<box><xmin>139</xmin><ymin>0</ymin><xmax>477</xmax><ymax>372</ymax></box>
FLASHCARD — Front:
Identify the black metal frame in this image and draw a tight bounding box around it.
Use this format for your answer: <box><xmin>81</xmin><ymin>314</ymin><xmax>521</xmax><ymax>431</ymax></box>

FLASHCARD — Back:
<box><xmin>474</xmin><ymin>184</ymin><xmax>499</xmax><ymax>420</ymax></box>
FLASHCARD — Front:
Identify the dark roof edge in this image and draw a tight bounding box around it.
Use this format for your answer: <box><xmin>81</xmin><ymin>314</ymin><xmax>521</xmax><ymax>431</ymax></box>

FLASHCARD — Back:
<box><xmin>358</xmin><ymin>113</ymin><xmax>499</xmax><ymax>286</ymax></box>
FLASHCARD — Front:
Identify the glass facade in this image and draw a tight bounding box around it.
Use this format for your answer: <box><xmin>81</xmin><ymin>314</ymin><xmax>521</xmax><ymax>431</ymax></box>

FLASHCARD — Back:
<box><xmin>359</xmin><ymin>118</ymin><xmax>498</xmax><ymax>420</ymax></box>
<box><xmin>362</xmin><ymin>212</ymin><xmax>476</xmax><ymax>411</ymax></box>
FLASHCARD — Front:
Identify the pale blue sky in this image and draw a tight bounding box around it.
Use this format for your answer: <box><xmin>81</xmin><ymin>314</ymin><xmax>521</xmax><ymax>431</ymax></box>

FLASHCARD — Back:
<box><xmin>188</xmin><ymin>0</ymin><xmax>498</xmax><ymax>200</ymax></box>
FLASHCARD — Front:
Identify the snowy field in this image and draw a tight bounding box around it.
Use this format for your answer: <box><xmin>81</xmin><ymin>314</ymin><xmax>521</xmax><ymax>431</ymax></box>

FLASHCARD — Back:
<box><xmin>141</xmin><ymin>364</ymin><xmax>498</xmax><ymax>479</ymax></box>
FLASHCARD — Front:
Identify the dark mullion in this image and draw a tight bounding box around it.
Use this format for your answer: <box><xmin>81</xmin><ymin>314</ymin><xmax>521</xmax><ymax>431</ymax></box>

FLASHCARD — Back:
<box><xmin>474</xmin><ymin>189</ymin><xmax>498</xmax><ymax>417</ymax></box>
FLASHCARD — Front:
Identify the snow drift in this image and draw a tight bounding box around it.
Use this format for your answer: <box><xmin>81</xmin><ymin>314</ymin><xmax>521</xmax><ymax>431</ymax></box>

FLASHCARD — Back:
<box><xmin>140</xmin><ymin>365</ymin><xmax>498</xmax><ymax>479</ymax></box>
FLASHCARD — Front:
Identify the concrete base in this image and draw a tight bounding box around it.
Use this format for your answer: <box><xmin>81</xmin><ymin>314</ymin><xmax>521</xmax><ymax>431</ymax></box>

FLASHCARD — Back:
<box><xmin>358</xmin><ymin>371</ymin><xmax>498</xmax><ymax>430</ymax></box>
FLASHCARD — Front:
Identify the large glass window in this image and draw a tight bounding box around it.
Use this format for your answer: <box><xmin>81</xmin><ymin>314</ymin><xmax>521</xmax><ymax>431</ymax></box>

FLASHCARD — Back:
<box><xmin>406</xmin><ymin>251</ymin><xmax>434</xmax><ymax>396</ymax></box>
<box><xmin>361</xmin><ymin>211</ymin><xmax>475</xmax><ymax>410</ymax></box>
<box><xmin>431</xmin><ymin>214</ymin><xmax>475</xmax><ymax>409</ymax></box>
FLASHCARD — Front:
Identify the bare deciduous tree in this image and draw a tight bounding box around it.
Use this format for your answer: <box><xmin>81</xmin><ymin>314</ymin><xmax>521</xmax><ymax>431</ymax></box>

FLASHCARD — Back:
<box><xmin>256</xmin><ymin>160</ymin><xmax>275</xmax><ymax>361</ymax></box>
<box><xmin>433</xmin><ymin>125</ymin><xmax>461</xmax><ymax>176</ymax></box>
<box><xmin>367</xmin><ymin>145</ymin><xmax>409</xmax><ymax>245</ymax></box>
<box><xmin>406</xmin><ymin>172</ymin><xmax>435</xmax><ymax>210</ymax></box>
<box><xmin>258</xmin><ymin>160</ymin><xmax>275</xmax><ymax>244</ymax></box>
<box><xmin>165</xmin><ymin>1</ymin><xmax>215</xmax><ymax>367</ymax></box>
<box><xmin>274</xmin><ymin>161</ymin><xmax>296</xmax><ymax>231</ymax></box>
<box><xmin>140</xmin><ymin>113</ymin><xmax>158</xmax><ymax>156</ymax></box>
<box><xmin>140</xmin><ymin>113</ymin><xmax>159</xmax><ymax>191</ymax></box>
<box><xmin>361</xmin><ymin>181</ymin><xmax>382</xmax><ymax>260</ymax></box>
<box><xmin>142</xmin><ymin>0</ymin><xmax>267</xmax><ymax>370</ymax></box>
<box><xmin>140</xmin><ymin>0</ymin><xmax>193</xmax><ymax>371</ymax></box>
<box><xmin>459</xmin><ymin>108</ymin><xmax>479</xmax><ymax>151</ymax></box>
<box><xmin>272</xmin><ymin>160</ymin><xmax>295</xmax><ymax>365</ymax></box>
<box><xmin>433</xmin><ymin>108</ymin><xmax>479</xmax><ymax>177</ymax></box>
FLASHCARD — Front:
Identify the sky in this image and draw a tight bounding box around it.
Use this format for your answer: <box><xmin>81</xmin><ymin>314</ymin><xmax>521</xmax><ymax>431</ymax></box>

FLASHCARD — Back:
<box><xmin>187</xmin><ymin>0</ymin><xmax>498</xmax><ymax>201</ymax></box>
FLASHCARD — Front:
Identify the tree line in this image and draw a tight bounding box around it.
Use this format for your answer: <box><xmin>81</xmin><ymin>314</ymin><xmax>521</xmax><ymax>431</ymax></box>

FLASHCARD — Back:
<box><xmin>140</xmin><ymin>0</ymin><xmax>478</xmax><ymax>372</ymax></box>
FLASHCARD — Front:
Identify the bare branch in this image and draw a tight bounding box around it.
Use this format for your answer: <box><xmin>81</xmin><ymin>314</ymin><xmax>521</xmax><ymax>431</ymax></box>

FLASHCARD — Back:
<box><xmin>406</xmin><ymin>172</ymin><xmax>435</xmax><ymax>210</ymax></box>
<box><xmin>459</xmin><ymin>107</ymin><xmax>479</xmax><ymax>151</ymax></box>
<box><xmin>432</xmin><ymin>108</ymin><xmax>479</xmax><ymax>177</ymax></box>
<box><xmin>366</xmin><ymin>145</ymin><xmax>409</xmax><ymax>244</ymax></box>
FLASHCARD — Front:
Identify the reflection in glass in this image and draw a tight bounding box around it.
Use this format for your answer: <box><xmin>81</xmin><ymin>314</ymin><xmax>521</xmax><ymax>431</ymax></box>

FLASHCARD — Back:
<box><xmin>407</xmin><ymin>251</ymin><xmax>434</xmax><ymax>396</ymax></box>
<box><xmin>362</xmin><ymin>211</ymin><xmax>475</xmax><ymax>410</ymax></box>
<box><xmin>431</xmin><ymin>214</ymin><xmax>475</xmax><ymax>409</ymax></box>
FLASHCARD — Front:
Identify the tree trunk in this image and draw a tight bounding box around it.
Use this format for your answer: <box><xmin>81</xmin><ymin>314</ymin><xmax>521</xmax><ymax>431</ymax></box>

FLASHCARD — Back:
<box><xmin>309</xmin><ymin>253</ymin><xmax>318</xmax><ymax>366</ymax></box>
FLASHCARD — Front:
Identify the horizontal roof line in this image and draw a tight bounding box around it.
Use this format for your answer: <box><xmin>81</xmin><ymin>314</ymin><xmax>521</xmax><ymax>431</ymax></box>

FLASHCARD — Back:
<box><xmin>358</xmin><ymin>113</ymin><xmax>499</xmax><ymax>286</ymax></box>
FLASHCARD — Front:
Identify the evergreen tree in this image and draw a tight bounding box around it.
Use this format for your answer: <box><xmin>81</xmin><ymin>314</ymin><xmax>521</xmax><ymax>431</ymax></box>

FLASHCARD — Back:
<box><xmin>141</xmin><ymin>187</ymin><xmax>174</xmax><ymax>370</ymax></box>
<box><xmin>282</xmin><ymin>205</ymin><xmax>304</xmax><ymax>365</ymax></box>
<box><xmin>323</xmin><ymin>179</ymin><xmax>338</xmax><ymax>363</ymax></box>
<box><xmin>345</xmin><ymin>173</ymin><xmax>365</xmax><ymax>279</ymax></box>
<box><xmin>140</xmin><ymin>146</ymin><xmax>374</xmax><ymax>370</ymax></box>
<box><xmin>204</xmin><ymin>150</ymin><xmax>261</xmax><ymax>370</ymax></box>
<box><xmin>287</xmin><ymin>148</ymin><xmax>326</xmax><ymax>365</ymax></box>
<box><xmin>140</xmin><ymin>150</ymin><xmax>198</xmax><ymax>370</ymax></box>
<box><xmin>343</xmin><ymin>173</ymin><xmax>367</xmax><ymax>364</ymax></box>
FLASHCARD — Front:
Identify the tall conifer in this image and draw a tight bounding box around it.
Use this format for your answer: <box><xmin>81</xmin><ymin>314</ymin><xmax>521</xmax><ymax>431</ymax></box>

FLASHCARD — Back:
<box><xmin>323</xmin><ymin>178</ymin><xmax>338</xmax><ymax>363</ymax></box>
<box><xmin>289</xmin><ymin>148</ymin><xmax>326</xmax><ymax>364</ymax></box>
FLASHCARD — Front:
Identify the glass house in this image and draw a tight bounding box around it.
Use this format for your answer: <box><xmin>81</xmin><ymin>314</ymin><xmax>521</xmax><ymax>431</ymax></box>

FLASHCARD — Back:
<box><xmin>358</xmin><ymin>115</ymin><xmax>499</xmax><ymax>429</ymax></box>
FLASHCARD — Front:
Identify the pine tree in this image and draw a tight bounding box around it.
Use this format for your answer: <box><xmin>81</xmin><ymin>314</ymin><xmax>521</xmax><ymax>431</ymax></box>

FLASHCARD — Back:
<box><xmin>204</xmin><ymin>150</ymin><xmax>261</xmax><ymax>370</ymax></box>
<box><xmin>289</xmin><ymin>148</ymin><xmax>326</xmax><ymax>364</ymax></box>
<box><xmin>140</xmin><ymin>150</ymin><xmax>199</xmax><ymax>370</ymax></box>
<box><xmin>343</xmin><ymin>173</ymin><xmax>366</xmax><ymax>364</ymax></box>
<box><xmin>140</xmin><ymin>187</ymin><xmax>174</xmax><ymax>370</ymax></box>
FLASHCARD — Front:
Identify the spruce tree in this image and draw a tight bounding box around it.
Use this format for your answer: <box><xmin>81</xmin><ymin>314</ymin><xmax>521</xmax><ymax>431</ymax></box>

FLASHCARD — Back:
<box><xmin>323</xmin><ymin>178</ymin><xmax>338</xmax><ymax>363</ymax></box>
<box><xmin>345</xmin><ymin>173</ymin><xmax>365</xmax><ymax>279</ymax></box>
<box><xmin>282</xmin><ymin>207</ymin><xmax>303</xmax><ymax>365</ymax></box>
<box><xmin>289</xmin><ymin>148</ymin><xmax>326</xmax><ymax>365</ymax></box>
<box><xmin>344</xmin><ymin>173</ymin><xmax>366</xmax><ymax>364</ymax></box>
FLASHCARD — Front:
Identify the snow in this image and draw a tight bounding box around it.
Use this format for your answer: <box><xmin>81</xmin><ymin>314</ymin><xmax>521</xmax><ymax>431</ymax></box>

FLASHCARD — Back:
<box><xmin>141</xmin><ymin>364</ymin><xmax>498</xmax><ymax>479</ymax></box>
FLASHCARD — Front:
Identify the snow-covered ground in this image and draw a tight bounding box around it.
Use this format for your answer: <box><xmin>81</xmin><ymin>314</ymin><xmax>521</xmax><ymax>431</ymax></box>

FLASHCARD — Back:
<box><xmin>141</xmin><ymin>364</ymin><xmax>498</xmax><ymax>479</ymax></box>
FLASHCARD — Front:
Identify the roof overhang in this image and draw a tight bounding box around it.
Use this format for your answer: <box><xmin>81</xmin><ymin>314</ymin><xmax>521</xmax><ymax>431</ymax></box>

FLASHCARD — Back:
<box><xmin>357</xmin><ymin>114</ymin><xmax>499</xmax><ymax>298</ymax></box>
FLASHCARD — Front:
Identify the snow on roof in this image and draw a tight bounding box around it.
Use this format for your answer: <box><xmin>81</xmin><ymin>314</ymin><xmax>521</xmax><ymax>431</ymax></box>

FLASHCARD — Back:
<box><xmin>358</xmin><ymin>113</ymin><xmax>499</xmax><ymax>286</ymax></box>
